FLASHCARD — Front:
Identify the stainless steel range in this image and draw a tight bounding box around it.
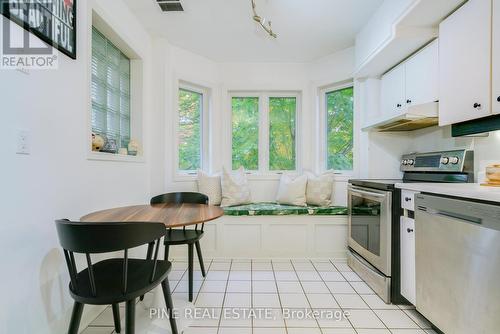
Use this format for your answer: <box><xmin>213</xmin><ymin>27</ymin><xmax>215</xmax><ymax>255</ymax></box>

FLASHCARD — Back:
<box><xmin>347</xmin><ymin>149</ymin><xmax>474</xmax><ymax>303</ymax></box>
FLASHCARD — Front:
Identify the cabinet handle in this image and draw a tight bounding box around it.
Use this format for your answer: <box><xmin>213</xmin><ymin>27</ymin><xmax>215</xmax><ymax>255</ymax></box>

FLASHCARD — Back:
<box><xmin>405</xmin><ymin>197</ymin><xmax>411</xmax><ymax>202</ymax></box>
<box><xmin>473</xmin><ymin>103</ymin><xmax>481</xmax><ymax>109</ymax></box>
<box><xmin>406</xmin><ymin>99</ymin><xmax>412</xmax><ymax>104</ymax></box>
<box><xmin>407</xmin><ymin>228</ymin><xmax>414</xmax><ymax>233</ymax></box>
<box><xmin>497</xmin><ymin>96</ymin><xmax>500</xmax><ymax>102</ymax></box>
<box><xmin>397</xmin><ymin>103</ymin><xmax>402</xmax><ymax>108</ymax></box>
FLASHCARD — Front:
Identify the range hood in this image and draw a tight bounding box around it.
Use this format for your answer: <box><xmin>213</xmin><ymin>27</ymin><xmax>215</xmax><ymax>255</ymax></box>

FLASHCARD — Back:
<box><xmin>452</xmin><ymin>113</ymin><xmax>500</xmax><ymax>137</ymax></box>
<box><xmin>363</xmin><ymin>102</ymin><xmax>439</xmax><ymax>132</ymax></box>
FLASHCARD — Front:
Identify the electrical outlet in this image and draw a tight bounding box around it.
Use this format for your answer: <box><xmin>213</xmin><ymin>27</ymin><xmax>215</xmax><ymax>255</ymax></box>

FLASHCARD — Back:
<box><xmin>16</xmin><ymin>129</ymin><xmax>30</xmax><ymax>155</ymax></box>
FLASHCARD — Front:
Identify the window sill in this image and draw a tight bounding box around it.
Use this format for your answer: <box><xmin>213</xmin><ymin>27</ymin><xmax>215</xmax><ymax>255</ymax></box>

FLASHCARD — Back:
<box><xmin>174</xmin><ymin>173</ymin><xmax>198</xmax><ymax>182</ymax></box>
<box><xmin>87</xmin><ymin>151</ymin><xmax>145</xmax><ymax>163</ymax></box>
<box><xmin>329</xmin><ymin>173</ymin><xmax>355</xmax><ymax>182</ymax></box>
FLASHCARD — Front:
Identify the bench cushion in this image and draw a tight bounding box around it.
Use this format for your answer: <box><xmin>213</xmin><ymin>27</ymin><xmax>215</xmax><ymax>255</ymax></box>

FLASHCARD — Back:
<box><xmin>223</xmin><ymin>202</ymin><xmax>348</xmax><ymax>216</ymax></box>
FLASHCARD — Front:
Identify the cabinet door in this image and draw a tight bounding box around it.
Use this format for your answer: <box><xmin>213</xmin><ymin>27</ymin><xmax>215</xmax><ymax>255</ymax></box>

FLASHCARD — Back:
<box><xmin>405</xmin><ymin>40</ymin><xmax>439</xmax><ymax>107</ymax></box>
<box><xmin>439</xmin><ymin>0</ymin><xmax>492</xmax><ymax>126</ymax></box>
<box><xmin>493</xmin><ymin>0</ymin><xmax>500</xmax><ymax>114</ymax></box>
<box><xmin>400</xmin><ymin>216</ymin><xmax>416</xmax><ymax>305</ymax></box>
<box><xmin>380</xmin><ymin>64</ymin><xmax>405</xmax><ymax>116</ymax></box>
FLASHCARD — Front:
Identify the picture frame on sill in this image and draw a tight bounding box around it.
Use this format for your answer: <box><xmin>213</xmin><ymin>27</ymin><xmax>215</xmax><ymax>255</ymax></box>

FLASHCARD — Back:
<box><xmin>0</xmin><ymin>0</ymin><xmax>77</xmax><ymax>59</ymax></box>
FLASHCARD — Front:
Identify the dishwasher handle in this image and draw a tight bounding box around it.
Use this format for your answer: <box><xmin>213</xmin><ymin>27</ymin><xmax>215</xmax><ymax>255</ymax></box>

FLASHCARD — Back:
<box><xmin>415</xmin><ymin>194</ymin><xmax>500</xmax><ymax>232</ymax></box>
<box><xmin>418</xmin><ymin>207</ymin><xmax>482</xmax><ymax>225</ymax></box>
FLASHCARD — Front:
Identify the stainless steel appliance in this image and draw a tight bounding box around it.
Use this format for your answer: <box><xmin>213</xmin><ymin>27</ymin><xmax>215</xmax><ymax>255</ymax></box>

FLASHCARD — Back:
<box><xmin>415</xmin><ymin>194</ymin><xmax>500</xmax><ymax>334</ymax></box>
<box><xmin>348</xmin><ymin>149</ymin><xmax>474</xmax><ymax>303</ymax></box>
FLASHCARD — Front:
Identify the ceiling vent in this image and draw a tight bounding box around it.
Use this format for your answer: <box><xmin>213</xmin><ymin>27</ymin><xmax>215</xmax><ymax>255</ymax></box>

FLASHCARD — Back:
<box><xmin>157</xmin><ymin>0</ymin><xmax>184</xmax><ymax>12</ymax></box>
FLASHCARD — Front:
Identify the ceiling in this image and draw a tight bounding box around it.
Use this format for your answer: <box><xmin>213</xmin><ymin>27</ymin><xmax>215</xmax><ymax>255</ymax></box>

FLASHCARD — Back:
<box><xmin>123</xmin><ymin>0</ymin><xmax>384</xmax><ymax>63</ymax></box>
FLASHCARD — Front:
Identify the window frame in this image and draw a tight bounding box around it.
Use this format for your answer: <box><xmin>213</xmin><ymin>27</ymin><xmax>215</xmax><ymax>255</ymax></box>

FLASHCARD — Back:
<box><xmin>228</xmin><ymin>91</ymin><xmax>301</xmax><ymax>175</ymax></box>
<box><xmin>175</xmin><ymin>80</ymin><xmax>210</xmax><ymax>175</ymax></box>
<box><xmin>87</xmin><ymin>8</ymin><xmax>145</xmax><ymax>163</ymax></box>
<box><xmin>318</xmin><ymin>82</ymin><xmax>355</xmax><ymax>176</ymax></box>
<box><xmin>90</xmin><ymin>27</ymin><xmax>131</xmax><ymax>153</ymax></box>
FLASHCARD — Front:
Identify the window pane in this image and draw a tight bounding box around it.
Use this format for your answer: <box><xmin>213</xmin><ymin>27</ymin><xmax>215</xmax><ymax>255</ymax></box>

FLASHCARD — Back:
<box><xmin>232</xmin><ymin>97</ymin><xmax>259</xmax><ymax>170</ymax></box>
<box><xmin>91</xmin><ymin>27</ymin><xmax>130</xmax><ymax>151</ymax></box>
<box><xmin>178</xmin><ymin>88</ymin><xmax>202</xmax><ymax>170</ymax></box>
<box><xmin>326</xmin><ymin>87</ymin><xmax>354</xmax><ymax>170</ymax></box>
<box><xmin>269</xmin><ymin>97</ymin><xmax>296</xmax><ymax>170</ymax></box>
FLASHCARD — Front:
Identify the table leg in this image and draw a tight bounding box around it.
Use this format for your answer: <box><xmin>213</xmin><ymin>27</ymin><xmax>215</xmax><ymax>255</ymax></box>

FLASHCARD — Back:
<box><xmin>188</xmin><ymin>243</ymin><xmax>194</xmax><ymax>302</ymax></box>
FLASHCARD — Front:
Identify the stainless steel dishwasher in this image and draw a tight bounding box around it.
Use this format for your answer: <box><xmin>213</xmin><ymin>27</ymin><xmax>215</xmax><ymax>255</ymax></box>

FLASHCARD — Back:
<box><xmin>415</xmin><ymin>193</ymin><xmax>500</xmax><ymax>334</ymax></box>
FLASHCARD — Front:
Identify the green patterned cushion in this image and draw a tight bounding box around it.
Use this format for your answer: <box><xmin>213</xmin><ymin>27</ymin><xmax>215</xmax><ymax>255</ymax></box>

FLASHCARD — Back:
<box><xmin>223</xmin><ymin>202</ymin><xmax>348</xmax><ymax>216</ymax></box>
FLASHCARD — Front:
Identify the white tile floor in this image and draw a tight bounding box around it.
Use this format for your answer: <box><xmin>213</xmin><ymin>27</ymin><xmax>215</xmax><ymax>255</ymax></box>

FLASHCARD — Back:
<box><xmin>83</xmin><ymin>259</ymin><xmax>438</xmax><ymax>334</ymax></box>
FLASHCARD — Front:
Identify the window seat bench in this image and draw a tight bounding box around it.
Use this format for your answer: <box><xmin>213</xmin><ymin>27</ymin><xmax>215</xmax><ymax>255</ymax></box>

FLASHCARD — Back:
<box><xmin>170</xmin><ymin>203</ymin><xmax>349</xmax><ymax>260</ymax></box>
<box><xmin>223</xmin><ymin>202</ymin><xmax>348</xmax><ymax>216</ymax></box>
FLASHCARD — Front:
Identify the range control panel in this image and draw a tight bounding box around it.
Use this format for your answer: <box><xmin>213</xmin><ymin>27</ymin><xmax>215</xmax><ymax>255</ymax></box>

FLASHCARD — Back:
<box><xmin>400</xmin><ymin>150</ymin><xmax>473</xmax><ymax>173</ymax></box>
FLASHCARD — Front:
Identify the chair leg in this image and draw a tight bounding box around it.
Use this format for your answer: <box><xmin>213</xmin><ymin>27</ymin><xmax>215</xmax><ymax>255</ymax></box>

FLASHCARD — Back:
<box><xmin>140</xmin><ymin>242</ymin><xmax>156</xmax><ymax>301</ymax></box>
<box><xmin>195</xmin><ymin>241</ymin><xmax>206</xmax><ymax>277</ymax></box>
<box><xmin>161</xmin><ymin>279</ymin><xmax>178</xmax><ymax>334</ymax></box>
<box><xmin>164</xmin><ymin>244</ymin><xmax>170</xmax><ymax>261</ymax></box>
<box><xmin>125</xmin><ymin>299</ymin><xmax>135</xmax><ymax>334</ymax></box>
<box><xmin>67</xmin><ymin>302</ymin><xmax>84</xmax><ymax>334</ymax></box>
<box><xmin>188</xmin><ymin>243</ymin><xmax>194</xmax><ymax>302</ymax></box>
<box><xmin>112</xmin><ymin>303</ymin><xmax>121</xmax><ymax>333</ymax></box>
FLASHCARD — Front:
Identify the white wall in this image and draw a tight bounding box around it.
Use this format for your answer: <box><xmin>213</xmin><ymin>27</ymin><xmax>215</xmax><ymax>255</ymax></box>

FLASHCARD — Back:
<box><xmin>157</xmin><ymin>43</ymin><xmax>357</xmax><ymax>205</ymax></box>
<box><xmin>0</xmin><ymin>0</ymin><xmax>156</xmax><ymax>332</ymax></box>
<box><xmin>408</xmin><ymin>126</ymin><xmax>500</xmax><ymax>180</ymax></box>
<box><xmin>359</xmin><ymin>122</ymin><xmax>500</xmax><ymax>181</ymax></box>
<box><xmin>355</xmin><ymin>0</ymin><xmax>414</xmax><ymax>71</ymax></box>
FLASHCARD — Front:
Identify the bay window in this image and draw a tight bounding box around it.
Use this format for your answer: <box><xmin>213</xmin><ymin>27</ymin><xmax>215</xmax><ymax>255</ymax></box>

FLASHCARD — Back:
<box><xmin>177</xmin><ymin>82</ymin><xmax>209</xmax><ymax>173</ymax></box>
<box><xmin>324</xmin><ymin>85</ymin><xmax>354</xmax><ymax>171</ymax></box>
<box><xmin>230</xmin><ymin>92</ymin><xmax>299</xmax><ymax>173</ymax></box>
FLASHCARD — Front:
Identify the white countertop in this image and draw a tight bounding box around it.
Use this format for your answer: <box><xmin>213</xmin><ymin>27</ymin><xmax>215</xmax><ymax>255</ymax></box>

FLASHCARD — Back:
<box><xmin>395</xmin><ymin>183</ymin><xmax>500</xmax><ymax>203</ymax></box>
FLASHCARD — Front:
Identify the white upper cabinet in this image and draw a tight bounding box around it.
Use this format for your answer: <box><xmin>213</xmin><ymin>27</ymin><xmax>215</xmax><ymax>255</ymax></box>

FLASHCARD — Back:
<box><xmin>493</xmin><ymin>0</ymin><xmax>500</xmax><ymax>115</ymax></box>
<box><xmin>379</xmin><ymin>40</ymin><xmax>438</xmax><ymax>120</ymax></box>
<box><xmin>439</xmin><ymin>0</ymin><xmax>492</xmax><ymax>126</ymax></box>
<box><xmin>405</xmin><ymin>40</ymin><xmax>439</xmax><ymax>107</ymax></box>
<box><xmin>381</xmin><ymin>64</ymin><xmax>406</xmax><ymax>116</ymax></box>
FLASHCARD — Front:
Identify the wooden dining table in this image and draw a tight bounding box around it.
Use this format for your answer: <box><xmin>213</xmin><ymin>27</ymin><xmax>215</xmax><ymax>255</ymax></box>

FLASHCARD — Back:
<box><xmin>80</xmin><ymin>202</ymin><xmax>224</xmax><ymax>319</ymax></box>
<box><xmin>80</xmin><ymin>202</ymin><xmax>224</xmax><ymax>228</ymax></box>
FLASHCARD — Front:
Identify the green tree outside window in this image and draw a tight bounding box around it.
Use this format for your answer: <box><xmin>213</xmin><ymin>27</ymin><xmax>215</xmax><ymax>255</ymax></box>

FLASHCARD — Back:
<box><xmin>269</xmin><ymin>97</ymin><xmax>296</xmax><ymax>170</ymax></box>
<box><xmin>178</xmin><ymin>88</ymin><xmax>202</xmax><ymax>171</ymax></box>
<box><xmin>232</xmin><ymin>97</ymin><xmax>259</xmax><ymax>170</ymax></box>
<box><xmin>326</xmin><ymin>87</ymin><xmax>354</xmax><ymax>171</ymax></box>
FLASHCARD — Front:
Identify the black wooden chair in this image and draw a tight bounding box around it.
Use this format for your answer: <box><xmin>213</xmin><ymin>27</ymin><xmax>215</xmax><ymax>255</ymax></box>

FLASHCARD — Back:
<box><xmin>55</xmin><ymin>219</ymin><xmax>178</xmax><ymax>334</ymax></box>
<box><xmin>150</xmin><ymin>192</ymin><xmax>208</xmax><ymax>302</ymax></box>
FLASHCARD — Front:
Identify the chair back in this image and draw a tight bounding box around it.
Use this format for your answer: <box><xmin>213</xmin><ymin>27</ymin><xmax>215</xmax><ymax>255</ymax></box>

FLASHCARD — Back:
<box><xmin>55</xmin><ymin>219</ymin><xmax>165</xmax><ymax>296</ymax></box>
<box><xmin>150</xmin><ymin>192</ymin><xmax>208</xmax><ymax>205</ymax></box>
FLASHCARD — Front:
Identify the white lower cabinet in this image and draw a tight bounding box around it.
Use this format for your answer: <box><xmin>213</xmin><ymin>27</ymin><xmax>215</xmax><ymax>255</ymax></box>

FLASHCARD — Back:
<box><xmin>400</xmin><ymin>216</ymin><xmax>416</xmax><ymax>305</ymax></box>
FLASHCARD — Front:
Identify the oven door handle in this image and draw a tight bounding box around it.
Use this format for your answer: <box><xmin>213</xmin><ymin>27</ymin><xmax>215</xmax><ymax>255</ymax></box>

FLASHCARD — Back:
<box><xmin>349</xmin><ymin>188</ymin><xmax>387</xmax><ymax>199</ymax></box>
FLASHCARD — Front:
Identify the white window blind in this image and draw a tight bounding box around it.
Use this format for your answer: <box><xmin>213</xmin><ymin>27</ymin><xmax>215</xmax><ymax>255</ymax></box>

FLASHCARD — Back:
<box><xmin>91</xmin><ymin>27</ymin><xmax>131</xmax><ymax>150</ymax></box>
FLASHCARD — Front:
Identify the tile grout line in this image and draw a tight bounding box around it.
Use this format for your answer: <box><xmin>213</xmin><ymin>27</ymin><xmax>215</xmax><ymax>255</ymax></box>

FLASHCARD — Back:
<box><xmin>271</xmin><ymin>258</ymin><xmax>288</xmax><ymax>334</ymax></box>
<box><xmin>290</xmin><ymin>259</ymin><xmax>322</xmax><ymax>332</ymax></box>
<box><xmin>215</xmin><ymin>258</ymin><xmax>232</xmax><ymax>334</ymax></box>
<box><xmin>250</xmin><ymin>259</ymin><xmax>253</xmax><ymax>334</ymax></box>
<box><xmin>326</xmin><ymin>258</ymin><xmax>371</xmax><ymax>333</ymax></box>
<box><xmin>330</xmin><ymin>259</ymin><xmax>422</xmax><ymax>332</ymax></box>
<box><xmin>311</xmin><ymin>259</ymin><xmax>344</xmax><ymax>334</ymax></box>
<box><xmin>193</xmin><ymin>258</ymin><xmax>212</xmax><ymax>304</ymax></box>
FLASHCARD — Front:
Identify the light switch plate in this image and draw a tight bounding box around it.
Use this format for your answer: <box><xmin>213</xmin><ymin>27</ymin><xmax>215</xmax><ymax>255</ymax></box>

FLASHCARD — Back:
<box><xmin>16</xmin><ymin>129</ymin><xmax>30</xmax><ymax>155</ymax></box>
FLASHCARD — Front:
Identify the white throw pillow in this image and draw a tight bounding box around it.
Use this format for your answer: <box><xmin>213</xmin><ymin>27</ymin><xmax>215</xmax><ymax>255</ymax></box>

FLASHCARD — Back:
<box><xmin>221</xmin><ymin>167</ymin><xmax>252</xmax><ymax>207</ymax></box>
<box><xmin>305</xmin><ymin>171</ymin><xmax>334</xmax><ymax>206</ymax></box>
<box><xmin>197</xmin><ymin>170</ymin><xmax>222</xmax><ymax>205</ymax></box>
<box><xmin>276</xmin><ymin>174</ymin><xmax>308</xmax><ymax>206</ymax></box>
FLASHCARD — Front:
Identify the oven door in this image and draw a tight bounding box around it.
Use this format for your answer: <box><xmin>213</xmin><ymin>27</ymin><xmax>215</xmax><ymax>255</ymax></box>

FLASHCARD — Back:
<box><xmin>348</xmin><ymin>185</ymin><xmax>392</xmax><ymax>276</ymax></box>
